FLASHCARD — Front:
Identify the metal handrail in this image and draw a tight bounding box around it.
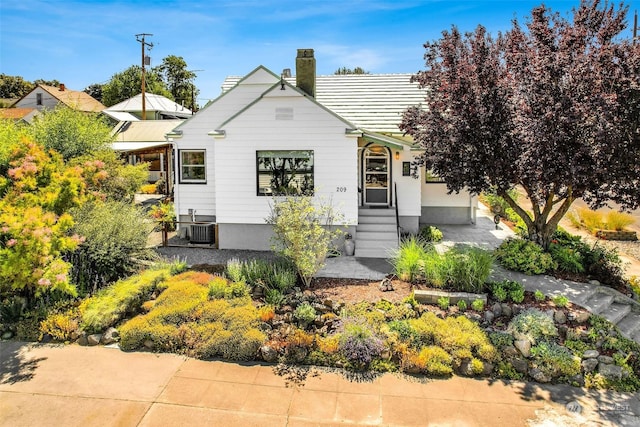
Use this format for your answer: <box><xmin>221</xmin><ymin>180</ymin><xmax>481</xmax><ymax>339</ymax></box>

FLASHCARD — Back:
<box><xmin>394</xmin><ymin>182</ymin><xmax>400</xmax><ymax>241</ymax></box>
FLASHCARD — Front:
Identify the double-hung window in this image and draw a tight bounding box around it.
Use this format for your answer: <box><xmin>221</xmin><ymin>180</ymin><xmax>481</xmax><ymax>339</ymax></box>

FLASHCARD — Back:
<box><xmin>179</xmin><ymin>150</ymin><xmax>206</xmax><ymax>183</ymax></box>
<box><xmin>256</xmin><ymin>150</ymin><xmax>314</xmax><ymax>196</ymax></box>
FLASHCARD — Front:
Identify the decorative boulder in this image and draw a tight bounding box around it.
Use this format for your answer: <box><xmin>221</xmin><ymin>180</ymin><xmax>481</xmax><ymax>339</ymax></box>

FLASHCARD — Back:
<box><xmin>87</xmin><ymin>334</ymin><xmax>102</xmax><ymax>346</ymax></box>
<box><xmin>101</xmin><ymin>327</ymin><xmax>119</xmax><ymax>345</ymax></box>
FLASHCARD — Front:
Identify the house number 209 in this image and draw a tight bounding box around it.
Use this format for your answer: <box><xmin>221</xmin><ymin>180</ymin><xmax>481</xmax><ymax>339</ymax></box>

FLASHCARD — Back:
<box><xmin>336</xmin><ymin>187</ymin><xmax>347</xmax><ymax>192</ymax></box>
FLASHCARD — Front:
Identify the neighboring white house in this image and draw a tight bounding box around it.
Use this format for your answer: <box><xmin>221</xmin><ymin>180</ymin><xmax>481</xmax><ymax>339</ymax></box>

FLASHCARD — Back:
<box><xmin>103</xmin><ymin>93</ymin><xmax>192</xmax><ymax>121</ymax></box>
<box><xmin>169</xmin><ymin>49</ymin><xmax>477</xmax><ymax>257</ymax></box>
<box><xmin>12</xmin><ymin>84</ymin><xmax>105</xmax><ymax>113</ymax></box>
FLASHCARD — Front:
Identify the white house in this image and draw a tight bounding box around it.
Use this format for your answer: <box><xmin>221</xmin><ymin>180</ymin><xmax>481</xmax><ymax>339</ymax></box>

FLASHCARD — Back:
<box><xmin>169</xmin><ymin>49</ymin><xmax>477</xmax><ymax>257</ymax></box>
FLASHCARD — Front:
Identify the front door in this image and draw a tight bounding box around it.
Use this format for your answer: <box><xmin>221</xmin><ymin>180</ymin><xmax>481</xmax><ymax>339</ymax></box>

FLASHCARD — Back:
<box><xmin>363</xmin><ymin>145</ymin><xmax>389</xmax><ymax>206</ymax></box>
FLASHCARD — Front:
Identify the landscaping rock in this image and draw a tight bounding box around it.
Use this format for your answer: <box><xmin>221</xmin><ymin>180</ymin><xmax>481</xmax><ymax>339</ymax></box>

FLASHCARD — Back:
<box><xmin>379</xmin><ymin>277</ymin><xmax>394</xmax><ymax>292</ymax></box>
<box><xmin>589</xmin><ymin>280</ymin><xmax>601</xmax><ymax>286</ymax></box>
<box><xmin>583</xmin><ymin>350</ymin><xmax>600</xmax><ymax>359</ymax></box>
<box><xmin>529</xmin><ymin>368</ymin><xmax>552</xmax><ymax>383</ymax></box>
<box><xmin>87</xmin><ymin>334</ymin><xmax>102</xmax><ymax>346</ymax></box>
<box><xmin>465</xmin><ymin>312</ymin><xmax>482</xmax><ymax>323</ymax></box>
<box><xmin>598</xmin><ymin>355</ymin><xmax>615</xmax><ymax>365</ymax></box>
<box><xmin>77</xmin><ymin>333</ymin><xmax>88</xmax><ymax>346</ymax></box>
<box><xmin>260</xmin><ymin>345</ymin><xmax>279</xmax><ymax>363</ymax></box>
<box><xmin>101</xmin><ymin>327</ymin><xmax>119</xmax><ymax>345</ymax></box>
<box><xmin>511</xmin><ymin>358</ymin><xmax>529</xmax><ymax>374</ymax></box>
<box><xmin>598</xmin><ymin>363</ymin><xmax>623</xmax><ymax>381</ymax></box>
<box><xmin>2</xmin><ymin>331</ymin><xmax>13</xmax><ymax>340</ymax></box>
<box><xmin>484</xmin><ymin>311</ymin><xmax>495</xmax><ymax>324</ymax></box>
<box><xmin>312</xmin><ymin>303</ymin><xmax>331</xmax><ymax>314</ymax></box>
<box><xmin>581</xmin><ymin>358</ymin><xmax>598</xmax><ymax>373</ymax></box>
<box><xmin>40</xmin><ymin>334</ymin><xmax>52</xmax><ymax>343</ymax></box>
<box><xmin>503</xmin><ymin>345</ymin><xmax>519</xmax><ymax>358</ymax></box>
<box><xmin>287</xmin><ymin>347</ymin><xmax>307</xmax><ymax>363</ymax></box>
<box><xmin>514</xmin><ymin>339</ymin><xmax>531</xmax><ymax>358</ymax></box>
<box><xmin>143</xmin><ymin>340</ymin><xmax>154</xmax><ymax>349</ymax></box>
<box><xmin>554</xmin><ymin>310</ymin><xmax>567</xmax><ymax>325</ymax></box>
<box><xmin>575</xmin><ymin>312</ymin><xmax>591</xmax><ymax>324</ymax></box>
<box><xmin>482</xmin><ymin>362</ymin><xmax>494</xmax><ymax>376</ymax></box>
<box><xmin>569</xmin><ymin>374</ymin><xmax>585</xmax><ymax>387</ymax></box>
<box><xmin>500</xmin><ymin>304</ymin><xmax>512</xmax><ymax>319</ymax></box>
<box><xmin>322</xmin><ymin>298</ymin><xmax>334</xmax><ymax>309</ymax></box>
<box><xmin>491</xmin><ymin>303</ymin><xmax>502</xmax><ymax>317</ymax></box>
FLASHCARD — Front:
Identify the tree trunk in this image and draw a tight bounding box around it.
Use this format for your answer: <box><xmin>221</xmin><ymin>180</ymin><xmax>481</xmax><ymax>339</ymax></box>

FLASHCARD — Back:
<box><xmin>499</xmin><ymin>188</ymin><xmax>575</xmax><ymax>250</ymax></box>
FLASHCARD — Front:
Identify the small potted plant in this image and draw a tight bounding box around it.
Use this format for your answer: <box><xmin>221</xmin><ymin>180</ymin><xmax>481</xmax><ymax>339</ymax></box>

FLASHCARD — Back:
<box><xmin>344</xmin><ymin>233</ymin><xmax>355</xmax><ymax>256</ymax></box>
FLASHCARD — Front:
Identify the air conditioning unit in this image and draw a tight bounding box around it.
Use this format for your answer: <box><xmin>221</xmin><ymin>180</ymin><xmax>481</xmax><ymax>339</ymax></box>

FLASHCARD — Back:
<box><xmin>190</xmin><ymin>223</ymin><xmax>215</xmax><ymax>244</ymax></box>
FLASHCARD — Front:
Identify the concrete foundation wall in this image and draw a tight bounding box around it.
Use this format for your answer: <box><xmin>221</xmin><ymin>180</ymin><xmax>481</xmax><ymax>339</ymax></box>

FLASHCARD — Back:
<box><xmin>420</xmin><ymin>206</ymin><xmax>476</xmax><ymax>225</ymax></box>
<box><xmin>398</xmin><ymin>216</ymin><xmax>419</xmax><ymax>234</ymax></box>
<box><xmin>218</xmin><ymin>224</ymin><xmax>274</xmax><ymax>251</ymax></box>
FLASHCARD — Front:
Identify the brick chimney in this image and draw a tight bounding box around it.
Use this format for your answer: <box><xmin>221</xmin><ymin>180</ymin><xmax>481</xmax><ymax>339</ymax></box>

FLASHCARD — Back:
<box><xmin>59</xmin><ymin>83</ymin><xmax>65</xmax><ymax>91</ymax></box>
<box><xmin>296</xmin><ymin>49</ymin><xmax>315</xmax><ymax>97</ymax></box>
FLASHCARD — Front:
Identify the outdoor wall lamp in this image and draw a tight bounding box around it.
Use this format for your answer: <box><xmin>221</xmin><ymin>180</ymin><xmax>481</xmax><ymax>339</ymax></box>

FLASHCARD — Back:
<box><xmin>395</xmin><ymin>151</ymin><xmax>400</xmax><ymax>160</ymax></box>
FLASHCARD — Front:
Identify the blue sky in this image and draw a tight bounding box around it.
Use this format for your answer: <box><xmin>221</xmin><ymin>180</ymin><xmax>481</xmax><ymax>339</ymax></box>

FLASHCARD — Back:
<box><xmin>1</xmin><ymin>0</ymin><xmax>638</xmax><ymax>102</ymax></box>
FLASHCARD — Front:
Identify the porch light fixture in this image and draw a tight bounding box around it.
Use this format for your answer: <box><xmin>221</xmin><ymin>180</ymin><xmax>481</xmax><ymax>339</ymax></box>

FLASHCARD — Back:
<box><xmin>395</xmin><ymin>151</ymin><xmax>400</xmax><ymax>160</ymax></box>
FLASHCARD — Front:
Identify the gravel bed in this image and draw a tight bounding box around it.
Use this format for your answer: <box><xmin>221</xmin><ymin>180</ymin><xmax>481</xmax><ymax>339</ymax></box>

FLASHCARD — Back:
<box><xmin>155</xmin><ymin>246</ymin><xmax>279</xmax><ymax>266</ymax></box>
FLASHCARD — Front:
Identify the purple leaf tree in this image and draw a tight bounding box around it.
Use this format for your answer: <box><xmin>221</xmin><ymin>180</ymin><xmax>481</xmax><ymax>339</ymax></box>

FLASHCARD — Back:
<box><xmin>401</xmin><ymin>0</ymin><xmax>640</xmax><ymax>248</ymax></box>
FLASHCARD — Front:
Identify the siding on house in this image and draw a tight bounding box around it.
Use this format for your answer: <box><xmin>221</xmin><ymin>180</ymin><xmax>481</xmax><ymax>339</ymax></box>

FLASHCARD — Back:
<box><xmin>214</xmin><ymin>88</ymin><xmax>359</xmax><ymax>226</ymax></box>
<box><xmin>172</xmin><ymin>67</ymin><xmax>281</xmax><ymax>220</ymax></box>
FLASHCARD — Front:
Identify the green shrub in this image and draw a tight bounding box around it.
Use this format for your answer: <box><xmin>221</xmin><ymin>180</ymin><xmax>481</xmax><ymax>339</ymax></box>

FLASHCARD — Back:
<box><xmin>67</xmin><ymin>201</ymin><xmax>157</xmax><ymax>294</ymax></box>
<box><xmin>266</xmin><ymin>196</ymin><xmax>344</xmax><ymax>288</ymax></box>
<box><xmin>457</xmin><ymin>300</ymin><xmax>467</xmax><ymax>311</ymax></box>
<box><xmin>471</xmin><ymin>299</ymin><xmax>485</xmax><ymax>311</ymax></box>
<box><xmin>40</xmin><ymin>309</ymin><xmax>79</xmax><ymax>341</ymax></box>
<box><xmin>419</xmin><ymin>246</ymin><xmax>493</xmax><ymax>293</ymax></box>
<box><xmin>530</xmin><ymin>341</ymin><xmax>580</xmax><ymax>378</ymax></box>
<box><xmin>437</xmin><ymin>296</ymin><xmax>450</xmax><ymax>310</ymax></box>
<box><xmin>225</xmin><ymin>258</ymin><xmax>244</xmax><ymax>282</ymax></box>
<box><xmin>549</xmin><ymin>244</ymin><xmax>585</xmax><ymax>274</ymax></box>
<box><xmin>491</xmin><ymin>283</ymin><xmax>508</xmax><ymax>302</ymax></box>
<box><xmin>208</xmin><ymin>276</ymin><xmax>249</xmax><ymax>300</ymax></box>
<box><xmin>552</xmin><ymin>295</ymin><xmax>569</xmax><ymax>308</ymax></box>
<box><xmin>489</xmin><ymin>331</ymin><xmax>514</xmax><ymax>348</ymax></box>
<box><xmin>264</xmin><ymin>289</ymin><xmax>285</xmax><ymax>306</ymax></box>
<box><xmin>391</xmin><ymin>236</ymin><xmax>432</xmax><ymax>282</ymax></box>
<box><xmin>489</xmin><ymin>280</ymin><xmax>524</xmax><ymax>303</ymax></box>
<box><xmin>229</xmin><ymin>258</ymin><xmax>297</xmax><ymax>292</ymax></box>
<box><xmin>534</xmin><ymin>290</ymin><xmax>546</xmax><ymax>302</ymax></box>
<box><xmin>80</xmin><ymin>267</ymin><xmax>170</xmax><ymax>333</ymax></box>
<box><xmin>507</xmin><ymin>308</ymin><xmax>558</xmax><ymax>345</ymax></box>
<box><xmin>418</xmin><ymin>225</ymin><xmax>443</xmax><ymax>242</ymax></box>
<box><xmin>294</xmin><ymin>302</ymin><xmax>317</xmax><ymax>326</ymax></box>
<box><xmin>119</xmin><ymin>273</ymin><xmax>265</xmax><ymax>361</ymax></box>
<box><xmin>494</xmin><ymin>238</ymin><xmax>557</xmax><ymax>275</ymax></box>
<box><xmin>403</xmin><ymin>346</ymin><xmax>453</xmax><ymax>376</ymax></box>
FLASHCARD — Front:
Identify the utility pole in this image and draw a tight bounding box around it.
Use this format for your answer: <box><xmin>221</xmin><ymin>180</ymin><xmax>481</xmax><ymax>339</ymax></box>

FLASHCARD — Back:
<box><xmin>135</xmin><ymin>33</ymin><xmax>153</xmax><ymax>120</ymax></box>
<box><xmin>187</xmin><ymin>69</ymin><xmax>203</xmax><ymax>115</ymax></box>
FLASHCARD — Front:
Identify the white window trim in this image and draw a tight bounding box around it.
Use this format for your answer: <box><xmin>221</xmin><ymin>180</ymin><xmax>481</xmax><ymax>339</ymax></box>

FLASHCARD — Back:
<box><xmin>179</xmin><ymin>149</ymin><xmax>206</xmax><ymax>184</ymax></box>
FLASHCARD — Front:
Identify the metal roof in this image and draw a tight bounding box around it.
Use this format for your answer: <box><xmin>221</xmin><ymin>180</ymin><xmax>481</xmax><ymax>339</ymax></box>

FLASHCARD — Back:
<box><xmin>112</xmin><ymin>119</ymin><xmax>183</xmax><ymax>143</ymax></box>
<box><xmin>221</xmin><ymin>73</ymin><xmax>425</xmax><ymax>134</ymax></box>
<box><xmin>104</xmin><ymin>93</ymin><xmax>192</xmax><ymax>118</ymax></box>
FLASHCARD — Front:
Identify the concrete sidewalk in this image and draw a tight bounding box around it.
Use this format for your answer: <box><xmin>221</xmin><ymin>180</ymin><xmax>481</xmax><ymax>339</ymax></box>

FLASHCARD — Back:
<box><xmin>2</xmin><ymin>342</ymin><xmax>639</xmax><ymax>426</ymax></box>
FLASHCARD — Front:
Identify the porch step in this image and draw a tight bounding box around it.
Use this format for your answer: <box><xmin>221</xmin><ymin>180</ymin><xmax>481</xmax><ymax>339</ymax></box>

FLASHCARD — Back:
<box><xmin>358</xmin><ymin>208</ymin><xmax>396</xmax><ymax>216</ymax></box>
<box><xmin>355</xmin><ymin>208</ymin><xmax>398</xmax><ymax>258</ymax></box>
<box><xmin>357</xmin><ymin>231</ymin><xmax>398</xmax><ymax>241</ymax></box>
<box><xmin>358</xmin><ymin>223</ymin><xmax>398</xmax><ymax>232</ymax></box>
